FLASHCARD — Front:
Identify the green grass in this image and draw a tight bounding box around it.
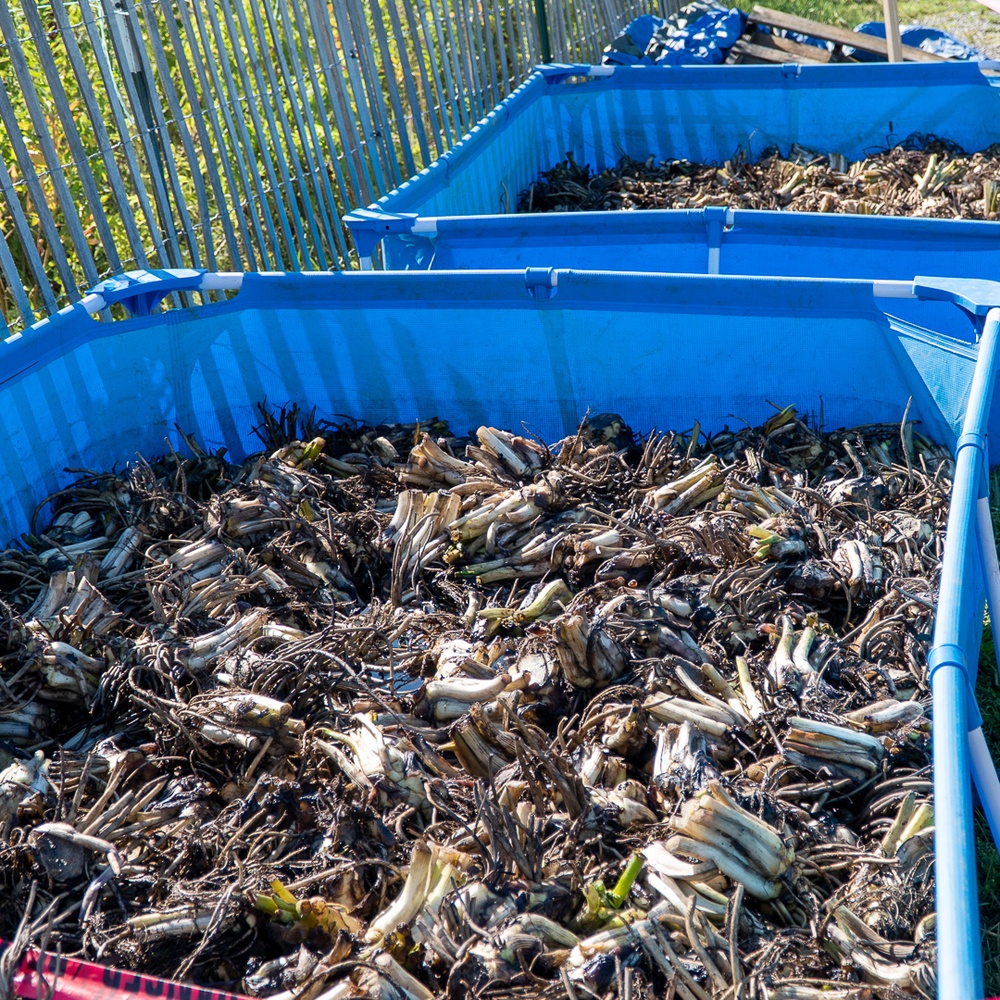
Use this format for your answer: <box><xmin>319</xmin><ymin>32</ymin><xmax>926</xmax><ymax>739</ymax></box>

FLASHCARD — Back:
<box><xmin>758</xmin><ymin>0</ymin><xmax>996</xmax><ymax>27</ymax></box>
<box><xmin>977</xmin><ymin>472</ymin><xmax>1000</xmax><ymax>997</ymax></box>
<box><xmin>978</xmin><ymin>640</ymin><xmax>1000</xmax><ymax>996</ymax></box>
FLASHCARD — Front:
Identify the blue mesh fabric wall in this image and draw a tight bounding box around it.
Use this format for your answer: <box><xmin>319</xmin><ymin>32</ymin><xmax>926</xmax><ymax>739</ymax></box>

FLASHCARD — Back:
<box><xmin>0</xmin><ymin>270</ymin><xmax>979</xmax><ymax>540</ymax></box>
<box><xmin>372</xmin><ymin>62</ymin><xmax>1000</xmax><ymax>221</ymax></box>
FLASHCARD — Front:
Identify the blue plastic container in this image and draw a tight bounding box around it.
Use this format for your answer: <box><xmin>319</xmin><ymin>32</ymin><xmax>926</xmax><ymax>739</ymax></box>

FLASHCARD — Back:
<box><xmin>7</xmin><ymin>266</ymin><xmax>1000</xmax><ymax>999</ymax></box>
<box><xmin>346</xmin><ymin>62</ymin><xmax>1000</xmax><ymax>332</ymax></box>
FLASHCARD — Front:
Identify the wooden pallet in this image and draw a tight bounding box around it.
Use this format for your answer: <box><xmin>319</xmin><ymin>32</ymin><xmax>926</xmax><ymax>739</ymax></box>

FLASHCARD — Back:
<box><xmin>727</xmin><ymin>30</ymin><xmax>833</xmax><ymax>65</ymax></box>
<box><xmin>726</xmin><ymin>5</ymin><xmax>946</xmax><ymax>65</ymax></box>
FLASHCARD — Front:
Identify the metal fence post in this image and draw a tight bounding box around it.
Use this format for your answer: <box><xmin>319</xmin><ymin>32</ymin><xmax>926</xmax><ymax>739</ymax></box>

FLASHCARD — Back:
<box><xmin>534</xmin><ymin>0</ymin><xmax>552</xmax><ymax>62</ymax></box>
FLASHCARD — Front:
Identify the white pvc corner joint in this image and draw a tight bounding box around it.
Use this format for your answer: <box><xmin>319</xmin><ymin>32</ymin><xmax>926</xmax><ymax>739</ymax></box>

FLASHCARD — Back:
<box><xmin>872</xmin><ymin>280</ymin><xmax>917</xmax><ymax>299</ymax></box>
<box><xmin>199</xmin><ymin>272</ymin><xmax>244</xmax><ymax>291</ymax></box>
<box><xmin>79</xmin><ymin>291</ymin><xmax>108</xmax><ymax>316</ymax></box>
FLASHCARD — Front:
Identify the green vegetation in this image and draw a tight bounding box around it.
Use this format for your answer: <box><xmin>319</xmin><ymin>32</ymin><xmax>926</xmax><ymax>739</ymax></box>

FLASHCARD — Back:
<box><xmin>758</xmin><ymin>0</ymin><xmax>997</xmax><ymax>28</ymax></box>
<box><xmin>979</xmin><ymin>487</ymin><xmax>1000</xmax><ymax>1000</ymax></box>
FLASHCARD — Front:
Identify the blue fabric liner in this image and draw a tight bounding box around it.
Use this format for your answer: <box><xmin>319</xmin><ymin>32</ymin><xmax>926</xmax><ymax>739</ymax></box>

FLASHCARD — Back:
<box><xmin>604</xmin><ymin>7</ymin><xmax>986</xmax><ymax>65</ymax></box>
<box><xmin>368</xmin><ymin>63</ymin><xmax>1000</xmax><ymax>220</ymax></box>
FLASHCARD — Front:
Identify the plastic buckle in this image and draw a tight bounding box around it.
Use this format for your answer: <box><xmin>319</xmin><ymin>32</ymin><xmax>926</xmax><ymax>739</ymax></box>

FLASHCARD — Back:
<box><xmin>524</xmin><ymin>267</ymin><xmax>558</xmax><ymax>299</ymax></box>
<box><xmin>343</xmin><ymin>208</ymin><xmax>420</xmax><ymax>259</ymax></box>
<box><xmin>90</xmin><ymin>268</ymin><xmax>206</xmax><ymax>318</ymax></box>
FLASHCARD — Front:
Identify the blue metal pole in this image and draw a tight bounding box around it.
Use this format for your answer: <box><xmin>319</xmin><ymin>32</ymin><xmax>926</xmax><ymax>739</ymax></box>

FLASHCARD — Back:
<box><xmin>931</xmin><ymin>305</ymin><xmax>1000</xmax><ymax>1000</ymax></box>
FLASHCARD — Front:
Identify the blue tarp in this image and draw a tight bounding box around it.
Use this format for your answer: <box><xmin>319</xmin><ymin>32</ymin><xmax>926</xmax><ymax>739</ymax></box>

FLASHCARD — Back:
<box><xmin>604</xmin><ymin>2</ymin><xmax>746</xmax><ymax>66</ymax></box>
<box><xmin>603</xmin><ymin>4</ymin><xmax>986</xmax><ymax>66</ymax></box>
<box><xmin>850</xmin><ymin>21</ymin><xmax>987</xmax><ymax>61</ymax></box>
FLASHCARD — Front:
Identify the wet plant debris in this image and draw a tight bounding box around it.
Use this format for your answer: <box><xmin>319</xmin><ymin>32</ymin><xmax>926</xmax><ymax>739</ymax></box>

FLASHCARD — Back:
<box><xmin>0</xmin><ymin>403</ymin><xmax>947</xmax><ymax>999</ymax></box>
<box><xmin>519</xmin><ymin>138</ymin><xmax>1000</xmax><ymax>218</ymax></box>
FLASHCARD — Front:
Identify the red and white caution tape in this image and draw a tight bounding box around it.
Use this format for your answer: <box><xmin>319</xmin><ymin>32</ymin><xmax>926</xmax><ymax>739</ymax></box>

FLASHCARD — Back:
<box><xmin>1</xmin><ymin>941</ymin><xmax>253</xmax><ymax>1000</ymax></box>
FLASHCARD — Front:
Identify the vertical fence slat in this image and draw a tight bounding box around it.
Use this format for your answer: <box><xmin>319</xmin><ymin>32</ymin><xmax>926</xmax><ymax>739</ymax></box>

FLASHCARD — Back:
<box><xmin>0</xmin><ymin>221</ymin><xmax>32</xmax><ymax>332</ymax></box>
<box><xmin>0</xmin><ymin>70</ymin><xmax>79</xmax><ymax>306</ymax></box>
<box><xmin>195</xmin><ymin>0</ymin><xmax>278</xmax><ymax>267</ymax></box>
<box><xmin>20</xmin><ymin>0</ymin><xmax>121</xmax><ymax>279</ymax></box>
<box><xmin>405</xmin><ymin>0</ymin><xmax>451</xmax><ymax>156</ymax></box>
<box><xmin>347</xmin><ymin>0</ymin><xmax>403</xmax><ymax>189</ymax></box>
<box><xmin>248</xmin><ymin>0</ymin><xmax>324</xmax><ymax>267</ymax></box>
<box><xmin>171</xmin><ymin>0</ymin><xmax>259</xmax><ymax>269</ymax></box>
<box><xmin>487</xmin><ymin>0</ymin><xmax>510</xmax><ymax>99</ymax></box>
<box><xmin>381</xmin><ymin>0</ymin><xmax>432</xmax><ymax>168</ymax></box>
<box><xmin>119</xmin><ymin>0</ymin><xmax>203</xmax><ymax>281</ymax></box>
<box><xmin>429</xmin><ymin>0</ymin><xmax>470</xmax><ymax>137</ymax></box>
<box><xmin>581</xmin><ymin>0</ymin><xmax>604</xmax><ymax>61</ymax></box>
<box><xmin>259</xmin><ymin>0</ymin><xmax>335</xmax><ymax>268</ymax></box>
<box><xmin>283</xmin><ymin>0</ymin><xmax>355</xmax><ymax>261</ymax></box>
<box><xmin>328</xmin><ymin>0</ymin><xmax>388</xmax><ymax>199</ymax></box>
<box><xmin>472</xmin><ymin>0</ymin><xmax>500</xmax><ymax>111</ymax></box>
<box><xmin>138</xmin><ymin>1</ymin><xmax>216</xmax><ymax>270</ymax></box>
<box><xmin>99</xmin><ymin>0</ymin><xmax>185</xmax><ymax>268</ymax></box>
<box><xmin>456</xmin><ymin>0</ymin><xmax>485</xmax><ymax>122</ymax></box>
<box><xmin>0</xmin><ymin>4</ymin><xmax>96</xmax><ymax>297</ymax></box>
<box><xmin>49</xmin><ymin>0</ymin><xmax>148</xmax><ymax>275</ymax></box>
<box><xmin>214</xmin><ymin>0</ymin><xmax>294</xmax><ymax>267</ymax></box>
<box><xmin>148</xmin><ymin>0</ymin><xmax>230</xmax><ymax>270</ymax></box>
<box><xmin>368</xmin><ymin>0</ymin><xmax>418</xmax><ymax>178</ymax></box>
<box><xmin>228</xmin><ymin>0</ymin><xmax>307</xmax><ymax>268</ymax></box>
<box><xmin>517</xmin><ymin>0</ymin><xmax>541</xmax><ymax>69</ymax></box>
<box><xmin>306</xmin><ymin>0</ymin><xmax>377</xmax><ymax>208</ymax></box>
<box><xmin>0</xmin><ymin>154</ymin><xmax>50</xmax><ymax>321</ymax></box>
<box><xmin>543</xmin><ymin>0</ymin><xmax>561</xmax><ymax>61</ymax></box>
<box><xmin>77</xmin><ymin>0</ymin><xmax>170</xmax><ymax>271</ymax></box>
